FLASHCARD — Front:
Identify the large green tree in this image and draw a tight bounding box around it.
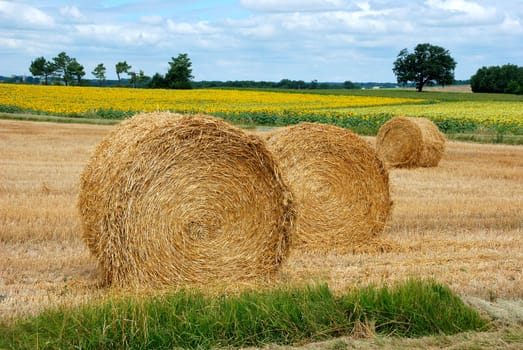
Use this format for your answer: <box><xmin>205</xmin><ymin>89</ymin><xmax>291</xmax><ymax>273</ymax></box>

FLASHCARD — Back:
<box><xmin>115</xmin><ymin>61</ymin><xmax>132</xmax><ymax>83</ymax></box>
<box><xmin>92</xmin><ymin>63</ymin><xmax>106</xmax><ymax>86</ymax></box>
<box><xmin>52</xmin><ymin>52</ymin><xmax>85</xmax><ymax>86</ymax></box>
<box><xmin>29</xmin><ymin>56</ymin><xmax>55</xmax><ymax>85</ymax></box>
<box><xmin>164</xmin><ymin>53</ymin><xmax>193</xmax><ymax>89</ymax></box>
<box><xmin>128</xmin><ymin>69</ymin><xmax>150</xmax><ymax>88</ymax></box>
<box><xmin>68</xmin><ymin>59</ymin><xmax>85</xmax><ymax>85</ymax></box>
<box><xmin>470</xmin><ymin>64</ymin><xmax>523</xmax><ymax>94</ymax></box>
<box><xmin>148</xmin><ymin>73</ymin><xmax>167</xmax><ymax>89</ymax></box>
<box><xmin>393</xmin><ymin>43</ymin><xmax>456</xmax><ymax>92</ymax></box>
<box><xmin>52</xmin><ymin>52</ymin><xmax>73</xmax><ymax>85</ymax></box>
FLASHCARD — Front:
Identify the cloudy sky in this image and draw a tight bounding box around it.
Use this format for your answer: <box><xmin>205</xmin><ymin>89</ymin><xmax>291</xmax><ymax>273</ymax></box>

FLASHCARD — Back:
<box><xmin>1</xmin><ymin>0</ymin><xmax>522</xmax><ymax>82</ymax></box>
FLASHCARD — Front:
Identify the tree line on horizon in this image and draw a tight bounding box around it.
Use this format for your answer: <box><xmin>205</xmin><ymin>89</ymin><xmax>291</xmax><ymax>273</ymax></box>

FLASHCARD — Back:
<box><xmin>28</xmin><ymin>52</ymin><xmax>194</xmax><ymax>89</ymax></box>
<box><xmin>470</xmin><ymin>64</ymin><xmax>523</xmax><ymax>94</ymax></box>
<box><xmin>26</xmin><ymin>51</ymin><xmax>363</xmax><ymax>90</ymax></box>
<box><xmin>20</xmin><ymin>44</ymin><xmax>523</xmax><ymax>94</ymax></box>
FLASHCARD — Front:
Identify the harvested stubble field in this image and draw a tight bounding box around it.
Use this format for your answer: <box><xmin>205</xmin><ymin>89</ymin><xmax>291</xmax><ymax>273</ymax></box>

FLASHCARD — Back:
<box><xmin>1</xmin><ymin>119</ymin><xmax>522</xmax><ymax>347</ymax></box>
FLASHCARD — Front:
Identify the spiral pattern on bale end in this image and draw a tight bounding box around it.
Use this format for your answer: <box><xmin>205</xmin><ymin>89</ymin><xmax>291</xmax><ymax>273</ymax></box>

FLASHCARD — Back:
<box><xmin>376</xmin><ymin>116</ymin><xmax>446</xmax><ymax>168</ymax></box>
<box><xmin>78</xmin><ymin>112</ymin><xmax>295</xmax><ymax>287</ymax></box>
<box><xmin>265</xmin><ymin>122</ymin><xmax>391</xmax><ymax>253</ymax></box>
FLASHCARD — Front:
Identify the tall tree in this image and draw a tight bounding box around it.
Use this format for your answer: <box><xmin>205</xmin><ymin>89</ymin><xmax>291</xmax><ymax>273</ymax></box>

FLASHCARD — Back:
<box><xmin>136</xmin><ymin>70</ymin><xmax>150</xmax><ymax>87</ymax></box>
<box><xmin>29</xmin><ymin>56</ymin><xmax>55</xmax><ymax>85</ymax></box>
<box><xmin>393</xmin><ymin>43</ymin><xmax>456</xmax><ymax>92</ymax></box>
<box><xmin>68</xmin><ymin>59</ymin><xmax>85</xmax><ymax>85</ymax></box>
<box><xmin>128</xmin><ymin>71</ymin><xmax>137</xmax><ymax>88</ymax></box>
<box><xmin>471</xmin><ymin>64</ymin><xmax>523</xmax><ymax>94</ymax></box>
<box><xmin>115</xmin><ymin>61</ymin><xmax>132</xmax><ymax>83</ymax></box>
<box><xmin>164</xmin><ymin>53</ymin><xmax>193</xmax><ymax>89</ymax></box>
<box><xmin>343</xmin><ymin>80</ymin><xmax>360</xmax><ymax>89</ymax></box>
<box><xmin>52</xmin><ymin>52</ymin><xmax>74</xmax><ymax>86</ymax></box>
<box><xmin>129</xmin><ymin>69</ymin><xmax>149</xmax><ymax>88</ymax></box>
<box><xmin>92</xmin><ymin>63</ymin><xmax>106</xmax><ymax>86</ymax></box>
<box><xmin>148</xmin><ymin>73</ymin><xmax>167</xmax><ymax>89</ymax></box>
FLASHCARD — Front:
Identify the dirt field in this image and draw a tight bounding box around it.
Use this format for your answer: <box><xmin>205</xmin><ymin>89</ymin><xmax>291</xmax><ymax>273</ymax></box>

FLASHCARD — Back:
<box><xmin>1</xmin><ymin>119</ymin><xmax>522</xmax><ymax>347</ymax></box>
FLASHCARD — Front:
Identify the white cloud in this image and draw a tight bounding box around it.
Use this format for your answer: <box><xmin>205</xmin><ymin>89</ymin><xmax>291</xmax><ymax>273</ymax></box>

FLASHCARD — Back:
<box><xmin>426</xmin><ymin>0</ymin><xmax>483</xmax><ymax>13</ymax></box>
<box><xmin>500</xmin><ymin>15</ymin><xmax>523</xmax><ymax>33</ymax></box>
<box><xmin>239</xmin><ymin>0</ymin><xmax>350</xmax><ymax>12</ymax></box>
<box><xmin>74</xmin><ymin>24</ymin><xmax>121</xmax><ymax>39</ymax></box>
<box><xmin>0</xmin><ymin>1</ymin><xmax>54</xmax><ymax>27</ymax></box>
<box><xmin>0</xmin><ymin>0</ymin><xmax>522</xmax><ymax>81</ymax></box>
<box><xmin>0</xmin><ymin>37</ymin><xmax>22</xmax><ymax>49</ymax></box>
<box><xmin>165</xmin><ymin>20</ymin><xmax>217</xmax><ymax>35</ymax></box>
<box><xmin>74</xmin><ymin>23</ymin><xmax>163</xmax><ymax>46</ymax></box>
<box><xmin>59</xmin><ymin>5</ymin><xmax>82</xmax><ymax>19</ymax></box>
<box><xmin>357</xmin><ymin>1</ymin><xmax>370</xmax><ymax>11</ymax></box>
<box><xmin>228</xmin><ymin>6</ymin><xmax>408</xmax><ymax>41</ymax></box>
<box><xmin>425</xmin><ymin>0</ymin><xmax>496</xmax><ymax>22</ymax></box>
<box><xmin>140</xmin><ymin>15</ymin><xmax>164</xmax><ymax>25</ymax></box>
<box><xmin>242</xmin><ymin>23</ymin><xmax>277</xmax><ymax>39</ymax></box>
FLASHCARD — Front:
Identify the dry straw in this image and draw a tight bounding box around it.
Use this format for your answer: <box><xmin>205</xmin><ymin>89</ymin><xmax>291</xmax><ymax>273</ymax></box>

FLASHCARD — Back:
<box><xmin>265</xmin><ymin>122</ymin><xmax>392</xmax><ymax>253</ymax></box>
<box><xmin>78</xmin><ymin>112</ymin><xmax>295</xmax><ymax>287</ymax></box>
<box><xmin>375</xmin><ymin>116</ymin><xmax>446</xmax><ymax>168</ymax></box>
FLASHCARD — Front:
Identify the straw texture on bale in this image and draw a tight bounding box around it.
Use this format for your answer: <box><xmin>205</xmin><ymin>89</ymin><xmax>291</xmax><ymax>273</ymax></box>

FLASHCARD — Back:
<box><xmin>78</xmin><ymin>112</ymin><xmax>295</xmax><ymax>287</ymax></box>
<box><xmin>265</xmin><ymin>123</ymin><xmax>392</xmax><ymax>253</ymax></box>
<box><xmin>376</xmin><ymin>116</ymin><xmax>446</xmax><ymax>168</ymax></box>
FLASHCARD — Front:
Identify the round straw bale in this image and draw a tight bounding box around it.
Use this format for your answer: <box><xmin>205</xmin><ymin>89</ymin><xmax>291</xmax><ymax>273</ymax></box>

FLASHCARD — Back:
<box><xmin>265</xmin><ymin>123</ymin><xmax>391</xmax><ymax>253</ymax></box>
<box><xmin>78</xmin><ymin>112</ymin><xmax>295</xmax><ymax>287</ymax></box>
<box><xmin>376</xmin><ymin>116</ymin><xmax>446</xmax><ymax>168</ymax></box>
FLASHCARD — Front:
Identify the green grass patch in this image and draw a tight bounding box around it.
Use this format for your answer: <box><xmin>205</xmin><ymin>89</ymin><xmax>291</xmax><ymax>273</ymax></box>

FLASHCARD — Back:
<box><xmin>290</xmin><ymin>87</ymin><xmax>523</xmax><ymax>103</ymax></box>
<box><xmin>0</xmin><ymin>279</ymin><xmax>489</xmax><ymax>350</ymax></box>
<box><xmin>213</xmin><ymin>111</ymin><xmax>392</xmax><ymax>135</ymax></box>
<box><xmin>0</xmin><ymin>112</ymin><xmax>122</xmax><ymax>125</ymax></box>
<box><xmin>341</xmin><ymin>279</ymin><xmax>489</xmax><ymax>337</ymax></box>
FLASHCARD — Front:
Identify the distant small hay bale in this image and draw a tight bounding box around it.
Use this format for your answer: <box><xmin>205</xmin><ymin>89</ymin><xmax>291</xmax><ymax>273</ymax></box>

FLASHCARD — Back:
<box><xmin>265</xmin><ymin>123</ymin><xmax>392</xmax><ymax>253</ymax></box>
<box><xmin>376</xmin><ymin>116</ymin><xmax>446</xmax><ymax>168</ymax></box>
<box><xmin>78</xmin><ymin>112</ymin><xmax>295</xmax><ymax>287</ymax></box>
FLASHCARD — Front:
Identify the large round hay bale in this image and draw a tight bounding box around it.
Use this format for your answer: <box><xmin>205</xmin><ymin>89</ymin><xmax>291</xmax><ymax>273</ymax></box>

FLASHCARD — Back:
<box><xmin>265</xmin><ymin>123</ymin><xmax>391</xmax><ymax>253</ymax></box>
<box><xmin>375</xmin><ymin>116</ymin><xmax>446</xmax><ymax>168</ymax></box>
<box><xmin>78</xmin><ymin>112</ymin><xmax>295</xmax><ymax>287</ymax></box>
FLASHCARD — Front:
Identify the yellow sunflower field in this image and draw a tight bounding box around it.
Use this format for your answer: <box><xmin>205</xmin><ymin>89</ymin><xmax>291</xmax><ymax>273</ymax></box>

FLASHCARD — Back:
<box><xmin>1</xmin><ymin>84</ymin><xmax>522</xmax><ymax>137</ymax></box>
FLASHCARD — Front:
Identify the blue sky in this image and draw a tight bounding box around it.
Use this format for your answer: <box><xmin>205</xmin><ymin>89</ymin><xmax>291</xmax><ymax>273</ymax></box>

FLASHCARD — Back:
<box><xmin>1</xmin><ymin>0</ymin><xmax>522</xmax><ymax>82</ymax></box>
